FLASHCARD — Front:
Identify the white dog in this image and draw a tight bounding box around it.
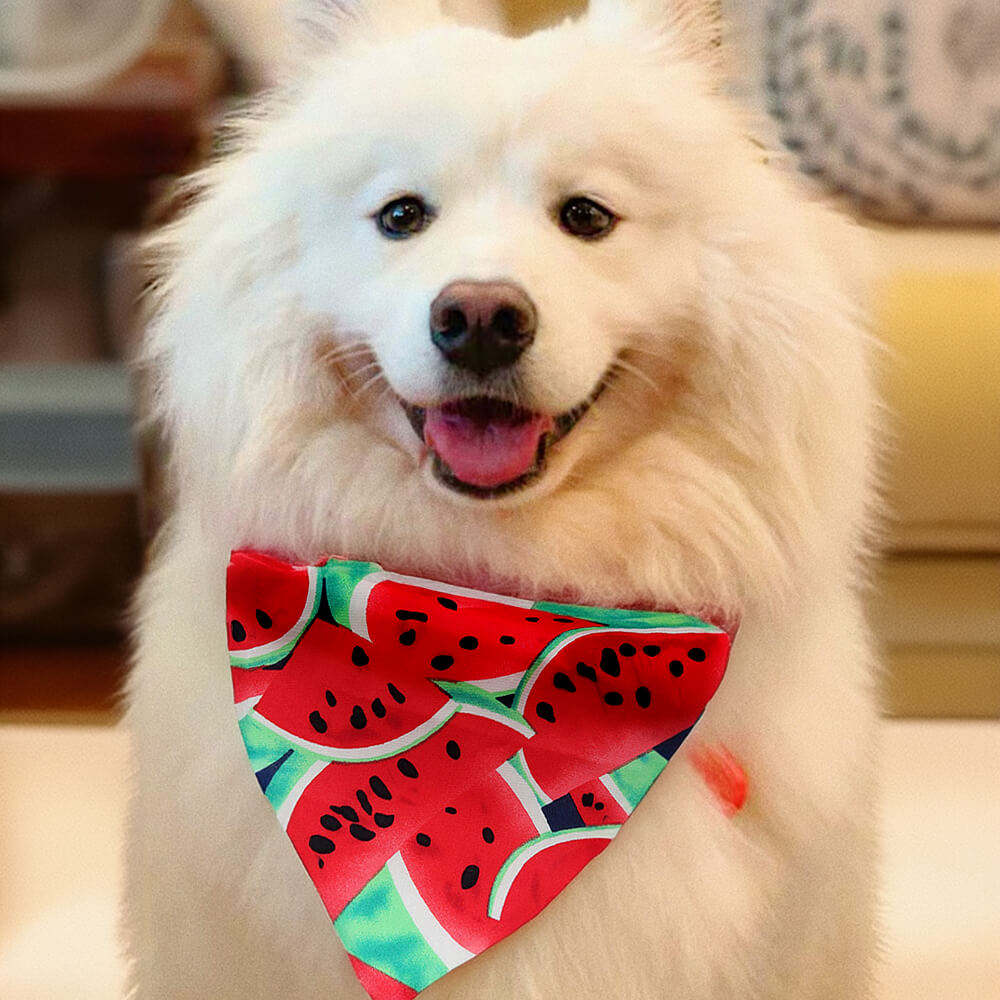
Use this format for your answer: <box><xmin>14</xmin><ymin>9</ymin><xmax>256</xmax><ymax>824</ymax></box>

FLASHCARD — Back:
<box><xmin>123</xmin><ymin>1</ymin><xmax>882</xmax><ymax>997</ymax></box>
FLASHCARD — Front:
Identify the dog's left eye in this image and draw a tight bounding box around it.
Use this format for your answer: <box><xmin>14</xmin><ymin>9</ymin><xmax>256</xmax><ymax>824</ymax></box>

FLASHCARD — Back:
<box><xmin>376</xmin><ymin>196</ymin><xmax>433</xmax><ymax>239</ymax></box>
<box><xmin>558</xmin><ymin>196</ymin><xmax>617</xmax><ymax>240</ymax></box>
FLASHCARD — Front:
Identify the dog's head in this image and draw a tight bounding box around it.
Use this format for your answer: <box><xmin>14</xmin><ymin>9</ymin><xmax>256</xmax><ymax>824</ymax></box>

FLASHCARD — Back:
<box><xmin>146</xmin><ymin>0</ymin><xmax>875</xmax><ymax>610</ymax></box>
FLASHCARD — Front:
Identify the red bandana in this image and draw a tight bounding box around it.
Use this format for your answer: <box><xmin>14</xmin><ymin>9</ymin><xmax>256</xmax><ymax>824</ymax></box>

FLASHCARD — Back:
<box><xmin>228</xmin><ymin>551</ymin><xmax>732</xmax><ymax>999</ymax></box>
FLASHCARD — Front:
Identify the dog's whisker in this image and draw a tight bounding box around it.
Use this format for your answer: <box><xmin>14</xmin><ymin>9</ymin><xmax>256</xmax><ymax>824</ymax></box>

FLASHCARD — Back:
<box><xmin>354</xmin><ymin>370</ymin><xmax>389</xmax><ymax>399</ymax></box>
<box><xmin>346</xmin><ymin>362</ymin><xmax>385</xmax><ymax>391</ymax></box>
<box><xmin>611</xmin><ymin>357</ymin><xmax>661</xmax><ymax>395</ymax></box>
<box><xmin>317</xmin><ymin>341</ymin><xmax>373</xmax><ymax>367</ymax></box>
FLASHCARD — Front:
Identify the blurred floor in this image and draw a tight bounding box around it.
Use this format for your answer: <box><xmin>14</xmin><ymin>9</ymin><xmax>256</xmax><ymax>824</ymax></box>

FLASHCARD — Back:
<box><xmin>0</xmin><ymin>710</ymin><xmax>997</xmax><ymax>999</ymax></box>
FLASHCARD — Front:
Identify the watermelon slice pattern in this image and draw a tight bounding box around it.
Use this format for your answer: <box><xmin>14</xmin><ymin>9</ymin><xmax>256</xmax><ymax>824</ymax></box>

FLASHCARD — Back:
<box><xmin>228</xmin><ymin>551</ymin><xmax>731</xmax><ymax>999</ymax></box>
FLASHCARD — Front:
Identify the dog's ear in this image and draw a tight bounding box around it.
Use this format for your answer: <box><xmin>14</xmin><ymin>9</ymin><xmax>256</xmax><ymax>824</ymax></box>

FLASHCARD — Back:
<box><xmin>586</xmin><ymin>0</ymin><xmax>723</xmax><ymax>74</ymax></box>
<box><xmin>286</xmin><ymin>0</ymin><xmax>447</xmax><ymax>58</ymax></box>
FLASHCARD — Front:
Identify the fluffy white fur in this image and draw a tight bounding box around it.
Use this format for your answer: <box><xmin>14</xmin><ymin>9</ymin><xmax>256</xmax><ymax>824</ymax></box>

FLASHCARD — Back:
<box><xmin>123</xmin><ymin>1</ymin><xmax>882</xmax><ymax>997</ymax></box>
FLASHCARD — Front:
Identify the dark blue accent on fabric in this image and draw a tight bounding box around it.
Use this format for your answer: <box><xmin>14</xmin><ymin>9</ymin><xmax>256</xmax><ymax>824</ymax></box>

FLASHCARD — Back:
<box><xmin>542</xmin><ymin>794</ymin><xmax>585</xmax><ymax>832</ymax></box>
<box><xmin>314</xmin><ymin>580</ymin><xmax>339</xmax><ymax>625</ymax></box>
<box><xmin>654</xmin><ymin>724</ymin><xmax>695</xmax><ymax>761</ymax></box>
<box><xmin>256</xmin><ymin>748</ymin><xmax>295</xmax><ymax>793</ymax></box>
<box><xmin>496</xmin><ymin>692</ymin><xmax>516</xmax><ymax>708</ymax></box>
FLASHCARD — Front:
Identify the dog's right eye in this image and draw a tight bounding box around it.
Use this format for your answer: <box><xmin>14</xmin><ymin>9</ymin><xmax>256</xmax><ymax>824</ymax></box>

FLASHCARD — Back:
<box><xmin>376</xmin><ymin>196</ymin><xmax>432</xmax><ymax>239</ymax></box>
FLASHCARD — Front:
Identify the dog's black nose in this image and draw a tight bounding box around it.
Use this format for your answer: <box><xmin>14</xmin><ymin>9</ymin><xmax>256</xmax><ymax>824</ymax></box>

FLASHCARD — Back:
<box><xmin>430</xmin><ymin>281</ymin><xmax>536</xmax><ymax>376</ymax></box>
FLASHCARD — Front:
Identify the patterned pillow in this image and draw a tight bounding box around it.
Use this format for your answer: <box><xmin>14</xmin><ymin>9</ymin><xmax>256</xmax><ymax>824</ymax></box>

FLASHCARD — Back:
<box><xmin>723</xmin><ymin>0</ymin><xmax>1000</xmax><ymax>222</ymax></box>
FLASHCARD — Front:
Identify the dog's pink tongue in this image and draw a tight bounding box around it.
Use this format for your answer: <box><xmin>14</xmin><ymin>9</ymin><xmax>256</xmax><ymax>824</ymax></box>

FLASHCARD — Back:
<box><xmin>425</xmin><ymin>406</ymin><xmax>553</xmax><ymax>488</ymax></box>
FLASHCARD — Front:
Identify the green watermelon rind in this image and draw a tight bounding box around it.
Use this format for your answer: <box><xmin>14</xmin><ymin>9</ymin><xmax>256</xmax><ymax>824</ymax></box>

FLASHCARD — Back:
<box><xmin>238</xmin><ymin>709</ymin><xmax>326</xmax><ymax>814</ymax></box>
<box><xmin>512</xmin><ymin>624</ymin><xmax>725</xmax><ymax>714</ymax></box>
<box><xmin>334</xmin><ymin>862</ymin><xmax>451</xmax><ymax>992</ymax></box>
<box><xmin>249</xmin><ymin>701</ymin><xmax>459</xmax><ymax>763</ymax></box>
<box><xmin>487</xmin><ymin>825</ymin><xmax>621</xmax><ymax>920</ymax></box>
<box><xmin>607</xmin><ymin>750</ymin><xmax>670</xmax><ymax>810</ymax></box>
<box><xmin>433</xmin><ymin>680</ymin><xmax>535</xmax><ymax>739</ymax></box>
<box><xmin>505</xmin><ymin>750</ymin><xmax>552</xmax><ymax>807</ymax></box>
<box><xmin>335</xmin><ymin>852</ymin><xmax>475</xmax><ymax>992</ymax></box>
<box><xmin>533</xmin><ymin>600</ymin><xmax>718</xmax><ymax>631</ymax></box>
<box><xmin>229</xmin><ymin>564</ymin><xmax>322</xmax><ymax>668</ymax></box>
<box><xmin>322</xmin><ymin>559</ymin><xmax>384</xmax><ymax>629</ymax></box>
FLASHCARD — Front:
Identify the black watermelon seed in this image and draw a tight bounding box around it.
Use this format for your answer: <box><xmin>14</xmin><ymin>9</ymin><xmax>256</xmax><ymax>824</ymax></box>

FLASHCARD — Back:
<box><xmin>482</xmin><ymin>826</ymin><xmax>495</xmax><ymax>844</ymax></box>
<box><xmin>461</xmin><ymin>864</ymin><xmax>480</xmax><ymax>889</ymax></box>
<box><xmin>350</xmin><ymin>705</ymin><xmax>367</xmax><ymax>729</ymax></box>
<box><xmin>437</xmin><ymin>597</ymin><xmax>458</xmax><ymax>610</ymax></box>
<box><xmin>374</xmin><ymin>812</ymin><xmax>395</xmax><ymax>828</ymax></box>
<box><xmin>599</xmin><ymin>648</ymin><xmax>621</xmax><ymax>677</ymax></box>
<box><xmin>669</xmin><ymin>660</ymin><xmax>684</xmax><ymax>677</ymax></box>
<box><xmin>387</xmin><ymin>683</ymin><xmax>406</xmax><ymax>704</ymax></box>
<box><xmin>525</xmin><ymin>616</ymin><xmax>540</xmax><ymax>622</ymax></box>
<box><xmin>553</xmin><ymin>672</ymin><xmax>576</xmax><ymax>693</ymax></box>
<box><xmin>317</xmin><ymin>858</ymin><xmax>324</xmax><ymax>869</ymax></box>
<box><xmin>431</xmin><ymin>654</ymin><xmax>454</xmax><ymax>671</ymax></box>
<box><xmin>604</xmin><ymin>691</ymin><xmax>624</xmax><ymax>706</ymax></box>
<box><xmin>553</xmin><ymin>617</ymin><xmax>575</xmax><ymax>623</ymax></box>
<box><xmin>309</xmin><ymin>711</ymin><xmax>328</xmax><ymax>734</ymax></box>
<box><xmin>643</xmin><ymin>644</ymin><xmax>661</xmax><ymax>657</ymax></box>
<box><xmin>396</xmin><ymin>610</ymin><xmax>429</xmax><ymax>622</ymax></box>
<box><xmin>445</xmin><ymin>806</ymin><xmax>458</xmax><ymax>814</ymax></box>
<box><xmin>369</xmin><ymin>776</ymin><xmax>391</xmax><ymax>800</ymax></box>
<box><xmin>230</xmin><ymin>620</ymin><xmax>246</xmax><ymax>643</ymax></box>
<box><xmin>325</xmin><ymin>690</ymin><xmax>337</xmax><ymax>707</ymax></box>
<box><xmin>458</xmin><ymin>636</ymin><xmax>479</xmax><ymax>650</ymax></box>
<box><xmin>255</xmin><ymin>609</ymin><xmax>273</xmax><ymax>629</ymax></box>
<box><xmin>576</xmin><ymin>662</ymin><xmax>597</xmax><ymax>682</ymax></box>
<box><xmin>446</xmin><ymin>740</ymin><xmax>461</xmax><ymax>760</ymax></box>
<box><xmin>331</xmin><ymin>805</ymin><xmax>359</xmax><ymax>823</ymax></box>
<box><xmin>320</xmin><ymin>814</ymin><xmax>342</xmax><ymax>832</ymax></box>
<box><xmin>536</xmin><ymin>701</ymin><xmax>556</xmax><ymax>723</ymax></box>
<box><xmin>581</xmin><ymin>792</ymin><xmax>594</xmax><ymax>807</ymax></box>
<box><xmin>688</xmin><ymin>647</ymin><xmax>706</xmax><ymax>662</ymax></box>
<box><xmin>416</xmin><ymin>833</ymin><xmax>431</xmax><ymax>847</ymax></box>
<box><xmin>397</xmin><ymin>758</ymin><xmax>419</xmax><ymax>779</ymax></box>
<box><xmin>619</xmin><ymin>642</ymin><xmax>637</xmax><ymax>656</ymax></box>
<box><xmin>636</xmin><ymin>686</ymin><xmax>652</xmax><ymax>708</ymax></box>
<box><xmin>309</xmin><ymin>835</ymin><xmax>335</xmax><ymax>854</ymax></box>
<box><xmin>595</xmin><ymin>802</ymin><xmax>605</xmax><ymax>811</ymax></box>
<box><xmin>352</xmin><ymin>645</ymin><xmax>370</xmax><ymax>666</ymax></box>
<box><xmin>500</xmin><ymin>635</ymin><xmax>516</xmax><ymax>645</ymax></box>
<box><xmin>356</xmin><ymin>789</ymin><xmax>373</xmax><ymax>814</ymax></box>
<box><xmin>349</xmin><ymin>824</ymin><xmax>376</xmax><ymax>842</ymax></box>
<box><xmin>371</xmin><ymin>697</ymin><xmax>387</xmax><ymax>718</ymax></box>
<box><xmin>399</xmin><ymin>629</ymin><xmax>417</xmax><ymax>646</ymax></box>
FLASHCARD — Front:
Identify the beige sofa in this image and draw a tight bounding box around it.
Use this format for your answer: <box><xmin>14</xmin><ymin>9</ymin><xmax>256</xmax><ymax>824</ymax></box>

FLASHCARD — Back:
<box><xmin>868</xmin><ymin>229</ymin><xmax>1000</xmax><ymax>717</ymax></box>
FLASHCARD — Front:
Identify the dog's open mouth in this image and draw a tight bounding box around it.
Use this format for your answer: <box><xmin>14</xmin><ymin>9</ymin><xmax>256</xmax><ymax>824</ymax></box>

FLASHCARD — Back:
<box><xmin>402</xmin><ymin>390</ymin><xmax>601</xmax><ymax>498</ymax></box>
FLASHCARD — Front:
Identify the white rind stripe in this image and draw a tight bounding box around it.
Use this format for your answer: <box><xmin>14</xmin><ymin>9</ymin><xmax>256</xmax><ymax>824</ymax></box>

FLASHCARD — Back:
<box><xmin>465</xmin><ymin>671</ymin><xmax>524</xmax><ymax>693</ymax></box>
<box><xmin>276</xmin><ymin>760</ymin><xmax>327</xmax><ymax>829</ymax></box>
<box><xmin>456</xmin><ymin>702</ymin><xmax>534</xmax><ymax>738</ymax></box>
<box><xmin>488</xmin><ymin>827</ymin><xmax>619</xmax><ymax>919</ymax></box>
<box><xmin>230</xmin><ymin>566</ymin><xmax>319</xmax><ymax>664</ymax></box>
<box><xmin>235</xmin><ymin>695</ymin><xmax>262</xmax><ymax>721</ymax></box>
<box><xmin>599</xmin><ymin>774</ymin><xmax>633</xmax><ymax>815</ymax></box>
<box><xmin>347</xmin><ymin>571</ymin><xmax>388</xmax><ymax>641</ymax></box>
<box><xmin>386</xmin><ymin>852</ymin><xmax>476</xmax><ymax>970</ymax></box>
<box><xmin>497</xmin><ymin>760</ymin><xmax>550</xmax><ymax>829</ymax></box>
<box><xmin>252</xmin><ymin>702</ymin><xmax>457</xmax><ymax>761</ymax></box>
<box><xmin>380</xmin><ymin>573</ymin><xmax>534</xmax><ymax>609</ymax></box>
<box><xmin>349</xmin><ymin>570</ymin><xmax>534</xmax><ymax>640</ymax></box>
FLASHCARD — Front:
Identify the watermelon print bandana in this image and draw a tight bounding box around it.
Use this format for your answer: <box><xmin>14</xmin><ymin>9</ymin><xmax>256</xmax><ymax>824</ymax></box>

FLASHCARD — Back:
<box><xmin>228</xmin><ymin>550</ymin><xmax>732</xmax><ymax>1000</ymax></box>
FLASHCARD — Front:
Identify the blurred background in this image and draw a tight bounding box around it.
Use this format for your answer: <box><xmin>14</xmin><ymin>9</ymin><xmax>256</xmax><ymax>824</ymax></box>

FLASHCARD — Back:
<box><xmin>0</xmin><ymin>1</ymin><xmax>997</xmax><ymax>998</ymax></box>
